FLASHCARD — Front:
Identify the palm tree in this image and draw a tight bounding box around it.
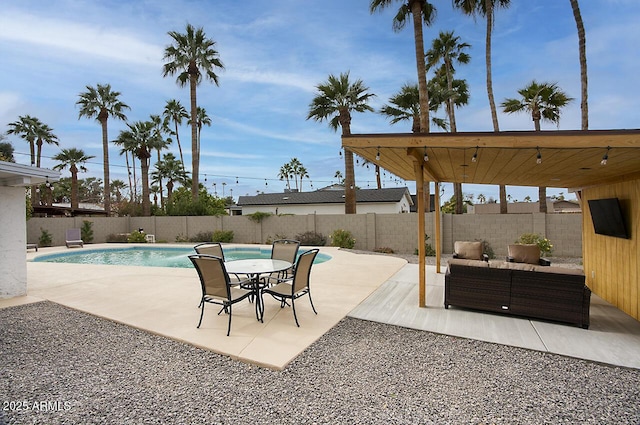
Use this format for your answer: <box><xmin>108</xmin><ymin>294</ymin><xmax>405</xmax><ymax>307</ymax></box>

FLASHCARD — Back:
<box><xmin>113</xmin><ymin>130</ymin><xmax>138</xmax><ymax>202</ymax></box>
<box><xmin>152</xmin><ymin>153</ymin><xmax>188</xmax><ymax>207</ymax></box>
<box><xmin>277</xmin><ymin>162</ymin><xmax>293</xmax><ymax>190</ymax></box>
<box><xmin>334</xmin><ymin>170</ymin><xmax>344</xmax><ymax>185</ymax></box>
<box><xmin>307</xmin><ymin>72</ymin><xmax>375</xmax><ymax>214</ymax></box>
<box><xmin>453</xmin><ymin>0</ymin><xmax>511</xmax><ymax>213</ymax></box>
<box><xmin>501</xmin><ymin>80</ymin><xmax>573</xmax><ymax>213</ymax></box>
<box><xmin>52</xmin><ymin>148</ymin><xmax>95</xmax><ymax>210</ymax></box>
<box><xmin>570</xmin><ymin>0</ymin><xmax>588</xmax><ymax>130</ymax></box>
<box><xmin>426</xmin><ymin>31</ymin><xmax>470</xmax><ymax>133</ymax></box>
<box><xmin>149</xmin><ymin>114</ymin><xmax>173</xmax><ymax>208</ymax></box>
<box><xmin>125</xmin><ymin>120</ymin><xmax>158</xmax><ymax>216</ymax></box>
<box><xmin>7</xmin><ymin>115</ymin><xmax>58</xmax><ymax>205</ymax></box>
<box><xmin>77</xmin><ymin>83</ymin><xmax>129</xmax><ymax>216</ymax></box>
<box><xmin>370</xmin><ymin>0</ymin><xmax>437</xmax><ymax>132</ymax></box>
<box><xmin>162</xmin><ymin>99</ymin><xmax>189</xmax><ymax>170</ymax></box>
<box><xmin>110</xmin><ymin>179</ymin><xmax>127</xmax><ymax>204</ymax></box>
<box><xmin>162</xmin><ymin>23</ymin><xmax>225</xmax><ymax>201</ymax></box>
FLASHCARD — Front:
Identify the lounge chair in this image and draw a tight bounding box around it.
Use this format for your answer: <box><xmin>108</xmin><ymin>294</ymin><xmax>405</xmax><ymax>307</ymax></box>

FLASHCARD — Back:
<box><xmin>65</xmin><ymin>228</ymin><xmax>84</xmax><ymax>248</ymax></box>
<box><xmin>262</xmin><ymin>249</ymin><xmax>319</xmax><ymax>327</ymax></box>
<box><xmin>26</xmin><ymin>243</ymin><xmax>38</xmax><ymax>252</ymax></box>
<box><xmin>188</xmin><ymin>254</ymin><xmax>253</xmax><ymax>336</ymax></box>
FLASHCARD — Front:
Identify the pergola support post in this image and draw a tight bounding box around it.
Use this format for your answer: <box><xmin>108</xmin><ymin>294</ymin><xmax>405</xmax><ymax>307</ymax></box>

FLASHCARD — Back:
<box><xmin>415</xmin><ymin>160</ymin><xmax>426</xmax><ymax>308</ymax></box>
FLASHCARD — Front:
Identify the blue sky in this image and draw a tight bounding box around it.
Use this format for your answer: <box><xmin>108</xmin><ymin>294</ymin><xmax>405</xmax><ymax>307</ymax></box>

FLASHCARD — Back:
<box><xmin>1</xmin><ymin>0</ymin><xmax>639</xmax><ymax>204</ymax></box>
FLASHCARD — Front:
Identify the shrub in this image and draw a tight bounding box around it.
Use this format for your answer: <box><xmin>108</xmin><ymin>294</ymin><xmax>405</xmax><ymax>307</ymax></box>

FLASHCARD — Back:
<box><xmin>39</xmin><ymin>228</ymin><xmax>52</xmax><ymax>247</ymax></box>
<box><xmin>106</xmin><ymin>233</ymin><xmax>128</xmax><ymax>243</ymax></box>
<box><xmin>175</xmin><ymin>234</ymin><xmax>189</xmax><ymax>243</ymax></box>
<box><xmin>212</xmin><ymin>230</ymin><xmax>234</xmax><ymax>243</ymax></box>
<box><xmin>295</xmin><ymin>231</ymin><xmax>327</xmax><ymax>246</ymax></box>
<box><xmin>127</xmin><ymin>230</ymin><xmax>147</xmax><ymax>243</ymax></box>
<box><xmin>189</xmin><ymin>231</ymin><xmax>214</xmax><ymax>243</ymax></box>
<box><xmin>414</xmin><ymin>234</ymin><xmax>436</xmax><ymax>257</ymax></box>
<box><xmin>81</xmin><ymin>220</ymin><xmax>94</xmax><ymax>243</ymax></box>
<box><xmin>246</xmin><ymin>211</ymin><xmax>273</xmax><ymax>223</ymax></box>
<box><xmin>330</xmin><ymin>229</ymin><xmax>355</xmax><ymax>249</ymax></box>
<box><xmin>480</xmin><ymin>239</ymin><xmax>495</xmax><ymax>259</ymax></box>
<box><xmin>517</xmin><ymin>233</ymin><xmax>553</xmax><ymax>255</ymax></box>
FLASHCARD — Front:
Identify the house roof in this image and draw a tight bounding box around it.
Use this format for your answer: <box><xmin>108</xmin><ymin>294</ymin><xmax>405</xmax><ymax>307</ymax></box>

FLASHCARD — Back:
<box><xmin>342</xmin><ymin>129</ymin><xmax>640</xmax><ymax>189</ymax></box>
<box><xmin>0</xmin><ymin>161</ymin><xmax>60</xmax><ymax>187</ymax></box>
<box><xmin>237</xmin><ymin>187</ymin><xmax>412</xmax><ymax>207</ymax></box>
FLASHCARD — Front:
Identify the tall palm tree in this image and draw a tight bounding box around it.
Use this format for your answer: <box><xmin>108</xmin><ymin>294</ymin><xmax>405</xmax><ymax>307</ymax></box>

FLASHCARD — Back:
<box><xmin>570</xmin><ymin>0</ymin><xmax>588</xmax><ymax>130</ymax></box>
<box><xmin>52</xmin><ymin>148</ymin><xmax>95</xmax><ymax>210</ymax></box>
<box><xmin>501</xmin><ymin>80</ymin><xmax>573</xmax><ymax>213</ymax></box>
<box><xmin>370</xmin><ymin>0</ymin><xmax>436</xmax><ymax>133</ymax></box>
<box><xmin>425</xmin><ymin>31</ymin><xmax>470</xmax><ymax>134</ymax></box>
<box><xmin>162</xmin><ymin>99</ymin><xmax>189</xmax><ymax>169</ymax></box>
<box><xmin>77</xmin><ymin>83</ymin><xmax>129</xmax><ymax>216</ymax></box>
<box><xmin>110</xmin><ymin>179</ymin><xmax>127</xmax><ymax>204</ymax></box>
<box><xmin>162</xmin><ymin>23</ymin><xmax>224</xmax><ymax>201</ymax></box>
<box><xmin>307</xmin><ymin>72</ymin><xmax>375</xmax><ymax>214</ymax></box>
<box><xmin>7</xmin><ymin>115</ymin><xmax>38</xmax><ymax>166</ymax></box>
<box><xmin>453</xmin><ymin>0</ymin><xmax>511</xmax><ymax>213</ymax></box>
<box><xmin>278</xmin><ymin>162</ymin><xmax>293</xmax><ymax>190</ymax></box>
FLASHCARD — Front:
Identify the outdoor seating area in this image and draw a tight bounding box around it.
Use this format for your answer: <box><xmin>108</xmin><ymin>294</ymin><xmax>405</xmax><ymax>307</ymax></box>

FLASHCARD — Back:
<box><xmin>4</xmin><ymin>243</ymin><xmax>639</xmax><ymax>370</ymax></box>
<box><xmin>65</xmin><ymin>228</ymin><xmax>83</xmax><ymax>248</ymax></box>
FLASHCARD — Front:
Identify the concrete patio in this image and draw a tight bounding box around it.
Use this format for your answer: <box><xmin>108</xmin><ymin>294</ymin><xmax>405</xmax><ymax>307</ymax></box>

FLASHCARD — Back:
<box><xmin>2</xmin><ymin>244</ymin><xmax>639</xmax><ymax>370</ymax></box>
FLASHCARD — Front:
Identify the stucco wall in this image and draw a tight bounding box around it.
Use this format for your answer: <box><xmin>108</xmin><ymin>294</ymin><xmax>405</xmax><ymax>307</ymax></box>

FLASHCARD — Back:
<box><xmin>0</xmin><ymin>187</ymin><xmax>27</xmax><ymax>298</ymax></box>
<box><xmin>27</xmin><ymin>212</ymin><xmax>583</xmax><ymax>257</ymax></box>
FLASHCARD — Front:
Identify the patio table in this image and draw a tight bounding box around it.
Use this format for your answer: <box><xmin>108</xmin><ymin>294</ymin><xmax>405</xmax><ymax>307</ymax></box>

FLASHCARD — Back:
<box><xmin>224</xmin><ymin>259</ymin><xmax>292</xmax><ymax>322</ymax></box>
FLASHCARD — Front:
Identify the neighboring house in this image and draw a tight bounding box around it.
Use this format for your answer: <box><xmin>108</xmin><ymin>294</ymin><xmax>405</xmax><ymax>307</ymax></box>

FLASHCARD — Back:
<box><xmin>237</xmin><ymin>187</ymin><xmax>413</xmax><ymax>215</ymax></box>
<box><xmin>469</xmin><ymin>198</ymin><xmax>581</xmax><ymax>214</ymax></box>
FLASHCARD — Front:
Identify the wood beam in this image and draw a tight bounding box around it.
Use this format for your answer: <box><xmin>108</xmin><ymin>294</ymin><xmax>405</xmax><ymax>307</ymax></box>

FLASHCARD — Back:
<box><xmin>414</xmin><ymin>158</ymin><xmax>426</xmax><ymax>308</ymax></box>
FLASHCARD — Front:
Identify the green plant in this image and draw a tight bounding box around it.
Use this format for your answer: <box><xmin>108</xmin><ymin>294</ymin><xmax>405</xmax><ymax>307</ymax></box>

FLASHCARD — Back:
<box><xmin>39</xmin><ymin>228</ymin><xmax>52</xmax><ymax>247</ymax></box>
<box><xmin>295</xmin><ymin>231</ymin><xmax>327</xmax><ymax>246</ymax></box>
<box><xmin>517</xmin><ymin>233</ymin><xmax>553</xmax><ymax>255</ymax></box>
<box><xmin>330</xmin><ymin>229</ymin><xmax>355</xmax><ymax>249</ymax></box>
<box><xmin>480</xmin><ymin>239</ymin><xmax>495</xmax><ymax>259</ymax></box>
<box><xmin>127</xmin><ymin>230</ymin><xmax>147</xmax><ymax>243</ymax></box>
<box><xmin>415</xmin><ymin>234</ymin><xmax>436</xmax><ymax>257</ymax></box>
<box><xmin>212</xmin><ymin>230</ymin><xmax>234</xmax><ymax>243</ymax></box>
<box><xmin>81</xmin><ymin>220</ymin><xmax>94</xmax><ymax>243</ymax></box>
<box><xmin>246</xmin><ymin>211</ymin><xmax>273</xmax><ymax>223</ymax></box>
<box><xmin>189</xmin><ymin>231</ymin><xmax>214</xmax><ymax>242</ymax></box>
<box><xmin>175</xmin><ymin>234</ymin><xmax>189</xmax><ymax>243</ymax></box>
<box><xmin>374</xmin><ymin>247</ymin><xmax>394</xmax><ymax>254</ymax></box>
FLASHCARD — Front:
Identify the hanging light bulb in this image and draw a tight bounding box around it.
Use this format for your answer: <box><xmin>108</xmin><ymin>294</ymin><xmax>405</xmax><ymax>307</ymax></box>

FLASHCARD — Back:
<box><xmin>375</xmin><ymin>147</ymin><xmax>380</xmax><ymax>161</ymax></box>
<box><xmin>339</xmin><ymin>149</ymin><xmax>343</xmax><ymax>158</ymax></box>
<box><xmin>601</xmin><ymin>146</ymin><xmax>610</xmax><ymax>165</ymax></box>
<box><xmin>536</xmin><ymin>147</ymin><xmax>542</xmax><ymax>164</ymax></box>
<box><xmin>471</xmin><ymin>146</ymin><xmax>478</xmax><ymax>163</ymax></box>
<box><xmin>423</xmin><ymin>147</ymin><xmax>429</xmax><ymax>162</ymax></box>
<box><xmin>236</xmin><ymin>177</ymin><xmax>239</xmax><ymax>184</ymax></box>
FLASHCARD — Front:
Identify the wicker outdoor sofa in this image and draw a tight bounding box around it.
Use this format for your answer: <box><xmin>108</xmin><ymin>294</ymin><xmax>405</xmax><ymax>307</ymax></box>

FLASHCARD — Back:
<box><xmin>444</xmin><ymin>258</ymin><xmax>591</xmax><ymax>329</ymax></box>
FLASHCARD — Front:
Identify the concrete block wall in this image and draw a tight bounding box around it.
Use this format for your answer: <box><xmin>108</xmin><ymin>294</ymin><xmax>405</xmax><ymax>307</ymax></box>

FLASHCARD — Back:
<box><xmin>27</xmin><ymin>212</ymin><xmax>583</xmax><ymax>257</ymax></box>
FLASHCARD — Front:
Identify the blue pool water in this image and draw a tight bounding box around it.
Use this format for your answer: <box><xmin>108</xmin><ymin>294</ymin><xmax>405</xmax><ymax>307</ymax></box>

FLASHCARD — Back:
<box><xmin>32</xmin><ymin>246</ymin><xmax>331</xmax><ymax>268</ymax></box>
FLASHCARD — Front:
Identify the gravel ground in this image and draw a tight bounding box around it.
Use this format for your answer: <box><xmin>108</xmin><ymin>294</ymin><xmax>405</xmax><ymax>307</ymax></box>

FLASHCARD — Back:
<box><xmin>1</xmin><ymin>301</ymin><xmax>638</xmax><ymax>425</ymax></box>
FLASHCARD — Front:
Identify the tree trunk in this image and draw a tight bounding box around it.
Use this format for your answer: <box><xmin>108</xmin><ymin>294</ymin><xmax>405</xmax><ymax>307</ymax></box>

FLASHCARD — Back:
<box><xmin>100</xmin><ymin>117</ymin><xmax>111</xmax><ymax>216</ymax></box>
<box><xmin>499</xmin><ymin>185</ymin><xmax>508</xmax><ymax>214</ymax></box>
<box><xmin>410</xmin><ymin>0</ymin><xmax>430</xmax><ymax>133</ymax></box>
<box><xmin>570</xmin><ymin>0</ymin><xmax>588</xmax><ymax>130</ymax></box>
<box><xmin>189</xmin><ymin>70</ymin><xmax>199</xmax><ymax>201</ymax></box>
<box><xmin>70</xmin><ymin>165</ymin><xmax>79</xmax><ymax>210</ymax></box>
<box><xmin>140</xmin><ymin>148</ymin><xmax>151</xmax><ymax>216</ymax></box>
<box><xmin>539</xmin><ymin>186</ymin><xmax>548</xmax><ymax>213</ymax></box>
<box><xmin>174</xmin><ymin>121</ymin><xmax>186</xmax><ymax>171</ymax></box>
<box><xmin>339</xmin><ymin>110</ymin><xmax>356</xmax><ymax>214</ymax></box>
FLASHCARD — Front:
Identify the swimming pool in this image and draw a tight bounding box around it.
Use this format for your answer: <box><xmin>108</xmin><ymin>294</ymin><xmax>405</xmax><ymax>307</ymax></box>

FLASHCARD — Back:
<box><xmin>32</xmin><ymin>246</ymin><xmax>331</xmax><ymax>268</ymax></box>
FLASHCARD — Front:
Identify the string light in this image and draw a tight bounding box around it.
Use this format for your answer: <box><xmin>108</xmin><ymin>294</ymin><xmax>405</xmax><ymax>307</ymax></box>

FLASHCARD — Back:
<box><xmin>536</xmin><ymin>147</ymin><xmax>542</xmax><ymax>164</ymax></box>
<box><xmin>601</xmin><ymin>147</ymin><xmax>610</xmax><ymax>165</ymax></box>
<box><xmin>471</xmin><ymin>146</ymin><xmax>478</xmax><ymax>162</ymax></box>
<box><xmin>375</xmin><ymin>147</ymin><xmax>380</xmax><ymax>161</ymax></box>
<box><xmin>423</xmin><ymin>147</ymin><xmax>429</xmax><ymax>162</ymax></box>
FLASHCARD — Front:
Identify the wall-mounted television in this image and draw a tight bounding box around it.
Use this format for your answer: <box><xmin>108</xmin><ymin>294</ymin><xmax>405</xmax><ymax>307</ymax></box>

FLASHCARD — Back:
<box><xmin>588</xmin><ymin>198</ymin><xmax>629</xmax><ymax>239</ymax></box>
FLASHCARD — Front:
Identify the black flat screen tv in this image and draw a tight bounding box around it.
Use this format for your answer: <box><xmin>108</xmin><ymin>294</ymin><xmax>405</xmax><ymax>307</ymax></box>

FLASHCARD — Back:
<box><xmin>588</xmin><ymin>198</ymin><xmax>629</xmax><ymax>239</ymax></box>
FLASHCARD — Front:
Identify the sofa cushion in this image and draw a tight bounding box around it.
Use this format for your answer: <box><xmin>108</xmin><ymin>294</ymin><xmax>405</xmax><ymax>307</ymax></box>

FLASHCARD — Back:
<box><xmin>447</xmin><ymin>258</ymin><xmax>489</xmax><ymax>270</ymax></box>
<box><xmin>508</xmin><ymin>244</ymin><xmax>540</xmax><ymax>265</ymax></box>
<box><xmin>489</xmin><ymin>261</ymin><xmax>536</xmax><ymax>271</ymax></box>
<box><xmin>532</xmin><ymin>265</ymin><xmax>584</xmax><ymax>276</ymax></box>
<box><xmin>454</xmin><ymin>241</ymin><xmax>484</xmax><ymax>260</ymax></box>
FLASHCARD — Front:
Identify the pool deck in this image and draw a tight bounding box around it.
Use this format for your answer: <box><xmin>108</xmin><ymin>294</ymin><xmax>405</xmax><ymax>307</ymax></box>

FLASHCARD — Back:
<box><xmin>3</xmin><ymin>244</ymin><xmax>640</xmax><ymax>370</ymax></box>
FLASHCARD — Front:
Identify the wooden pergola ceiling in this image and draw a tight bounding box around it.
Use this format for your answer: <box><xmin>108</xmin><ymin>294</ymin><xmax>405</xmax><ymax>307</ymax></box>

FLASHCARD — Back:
<box><xmin>342</xmin><ymin>129</ymin><xmax>640</xmax><ymax>189</ymax></box>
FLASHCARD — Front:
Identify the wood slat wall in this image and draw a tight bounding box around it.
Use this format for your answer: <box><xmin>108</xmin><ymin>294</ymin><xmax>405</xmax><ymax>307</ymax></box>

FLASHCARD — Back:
<box><xmin>582</xmin><ymin>179</ymin><xmax>640</xmax><ymax>320</ymax></box>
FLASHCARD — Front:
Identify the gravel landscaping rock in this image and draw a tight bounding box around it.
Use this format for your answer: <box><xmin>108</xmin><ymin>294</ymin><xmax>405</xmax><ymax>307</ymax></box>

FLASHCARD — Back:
<box><xmin>1</xmin><ymin>302</ymin><xmax>638</xmax><ymax>424</ymax></box>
